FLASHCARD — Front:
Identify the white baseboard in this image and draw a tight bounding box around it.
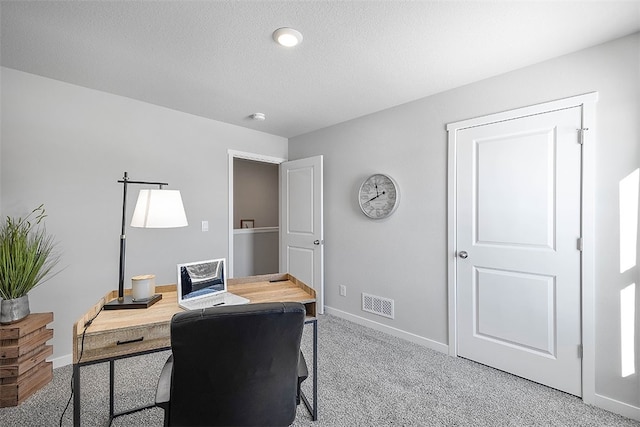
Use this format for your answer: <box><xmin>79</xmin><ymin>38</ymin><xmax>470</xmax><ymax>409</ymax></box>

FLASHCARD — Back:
<box><xmin>324</xmin><ymin>305</ymin><xmax>449</xmax><ymax>354</ymax></box>
<box><xmin>593</xmin><ymin>393</ymin><xmax>640</xmax><ymax>421</ymax></box>
<box><xmin>50</xmin><ymin>353</ymin><xmax>72</xmax><ymax>369</ymax></box>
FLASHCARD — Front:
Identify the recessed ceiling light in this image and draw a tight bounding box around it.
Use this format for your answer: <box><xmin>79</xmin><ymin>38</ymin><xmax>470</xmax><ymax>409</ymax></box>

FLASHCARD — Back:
<box><xmin>273</xmin><ymin>27</ymin><xmax>303</xmax><ymax>47</ymax></box>
<box><xmin>250</xmin><ymin>113</ymin><xmax>266</xmax><ymax>121</ymax></box>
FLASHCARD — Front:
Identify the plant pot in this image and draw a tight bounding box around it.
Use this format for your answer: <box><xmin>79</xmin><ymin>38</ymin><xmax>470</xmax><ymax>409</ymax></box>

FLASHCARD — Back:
<box><xmin>0</xmin><ymin>294</ymin><xmax>30</xmax><ymax>324</ymax></box>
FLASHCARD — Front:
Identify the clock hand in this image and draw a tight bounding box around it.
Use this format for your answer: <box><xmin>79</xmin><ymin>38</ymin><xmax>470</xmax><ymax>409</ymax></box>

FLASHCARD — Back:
<box><xmin>367</xmin><ymin>190</ymin><xmax>386</xmax><ymax>202</ymax></box>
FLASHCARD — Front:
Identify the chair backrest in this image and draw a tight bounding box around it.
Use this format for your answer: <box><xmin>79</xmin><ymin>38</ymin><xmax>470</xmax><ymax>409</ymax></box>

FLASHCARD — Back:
<box><xmin>168</xmin><ymin>302</ymin><xmax>306</xmax><ymax>426</ymax></box>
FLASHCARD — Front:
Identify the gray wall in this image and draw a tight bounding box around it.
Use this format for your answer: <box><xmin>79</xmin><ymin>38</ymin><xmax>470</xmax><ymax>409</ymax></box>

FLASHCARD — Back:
<box><xmin>289</xmin><ymin>33</ymin><xmax>640</xmax><ymax>412</ymax></box>
<box><xmin>233</xmin><ymin>228</ymin><xmax>279</xmax><ymax>277</ymax></box>
<box><xmin>233</xmin><ymin>158</ymin><xmax>279</xmax><ymax>228</ymax></box>
<box><xmin>0</xmin><ymin>67</ymin><xmax>287</xmax><ymax>364</ymax></box>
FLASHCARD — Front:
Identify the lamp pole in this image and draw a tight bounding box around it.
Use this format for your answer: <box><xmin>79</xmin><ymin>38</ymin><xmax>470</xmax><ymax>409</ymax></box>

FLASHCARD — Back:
<box><xmin>118</xmin><ymin>173</ymin><xmax>129</xmax><ymax>302</ymax></box>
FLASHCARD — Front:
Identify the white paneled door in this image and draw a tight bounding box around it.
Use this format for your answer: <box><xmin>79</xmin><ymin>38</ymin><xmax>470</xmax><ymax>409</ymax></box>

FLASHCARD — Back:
<box><xmin>455</xmin><ymin>107</ymin><xmax>583</xmax><ymax>396</ymax></box>
<box><xmin>280</xmin><ymin>156</ymin><xmax>324</xmax><ymax>314</ymax></box>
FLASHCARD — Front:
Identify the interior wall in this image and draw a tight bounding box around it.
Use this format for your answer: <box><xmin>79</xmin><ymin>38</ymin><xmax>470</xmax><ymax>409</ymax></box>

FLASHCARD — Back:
<box><xmin>233</xmin><ymin>158</ymin><xmax>279</xmax><ymax>228</ymax></box>
<box><xmin>289</xmin><ymin>33</ymin><xmax>640</xmax><ymax>414</ymax></box>
<box><xmin>0</xmin><ymin>67</ymin><xmax>287</xmax><ymax>364</ymax></box>
<box><xmin>233</xmin><ymin>228</ymin><xmax>279</xmax><ymax>277</ymax></box>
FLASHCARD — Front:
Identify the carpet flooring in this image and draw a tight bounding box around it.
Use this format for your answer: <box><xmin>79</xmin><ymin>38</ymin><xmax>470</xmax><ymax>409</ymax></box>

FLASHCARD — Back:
<box><xmin>0</xmin><ymin>314</ymin><xmax>637</xmax><ymax>426</ymax></box>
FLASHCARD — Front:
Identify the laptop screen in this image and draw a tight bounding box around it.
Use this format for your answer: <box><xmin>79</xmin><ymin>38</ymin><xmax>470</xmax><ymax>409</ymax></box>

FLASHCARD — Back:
<box><xmin>177</xmin><ymin>258</ymin><xmax>227</xmax><ymax>302</ymax></box>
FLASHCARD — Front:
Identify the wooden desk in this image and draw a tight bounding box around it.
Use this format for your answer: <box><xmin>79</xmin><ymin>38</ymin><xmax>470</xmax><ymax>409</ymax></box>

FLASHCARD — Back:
<box><xmin>72</xmin><ymin>273</ymin><xmax>318</xmax><ymax>426</ymax></box>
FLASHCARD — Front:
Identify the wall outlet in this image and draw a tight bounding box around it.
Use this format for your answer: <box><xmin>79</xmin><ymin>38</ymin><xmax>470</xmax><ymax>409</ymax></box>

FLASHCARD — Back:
<box><xmin>201</xmin><ymin>221</ymin><xmax>209</xmax><ymax>232</ymax></box>
<box><xmin>339</xmin><ymin>285</ymin><xmax>347</xmax><ymax>297</ymax></box>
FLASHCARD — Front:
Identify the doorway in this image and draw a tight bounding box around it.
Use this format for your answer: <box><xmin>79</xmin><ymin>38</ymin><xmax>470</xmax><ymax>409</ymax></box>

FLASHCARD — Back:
<box><xmin>228</xmin><ymin>150</ymin><xmax>325</xmax><ymax>314</ymax></box>
<box><xmin>233</xmin><ymin>158</ymin><xmax>279</xmax><ymax>276</ymax></box>
<box><xmin>228</xmin><ymin>150</ymin><xmax>286</xmax><ymax>278</ymax></box>
<box><xmin>447</xmin><ymin>93</ymin><xmax>597</xmax><ymax>399</ymax></box>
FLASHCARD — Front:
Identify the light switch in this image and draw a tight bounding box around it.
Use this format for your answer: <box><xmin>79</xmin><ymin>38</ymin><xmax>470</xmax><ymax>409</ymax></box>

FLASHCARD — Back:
<box><xmin>201</xmin><ymin>221</ymin><xmax>209</xmax><ymax>232</ymax></box>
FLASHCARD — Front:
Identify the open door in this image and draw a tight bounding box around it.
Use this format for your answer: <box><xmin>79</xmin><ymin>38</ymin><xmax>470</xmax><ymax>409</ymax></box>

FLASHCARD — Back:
<box><xmin>280</xmin><ymin>156</ymin><xmax>324</xmax><ymax>314</ymax></box>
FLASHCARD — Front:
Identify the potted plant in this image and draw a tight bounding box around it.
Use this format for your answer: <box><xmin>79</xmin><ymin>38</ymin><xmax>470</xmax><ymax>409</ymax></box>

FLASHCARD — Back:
<box><xmin>0</xmin><ymin>205</ymin><xmax>60</xmax><ymax>324</ymax></box>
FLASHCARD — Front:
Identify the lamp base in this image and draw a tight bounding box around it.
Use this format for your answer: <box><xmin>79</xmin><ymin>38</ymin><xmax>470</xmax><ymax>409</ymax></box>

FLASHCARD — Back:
<box><xmin>104</xmin><ymin>294</ymin><xmax>162</xmax><ymax>310</ymax></box>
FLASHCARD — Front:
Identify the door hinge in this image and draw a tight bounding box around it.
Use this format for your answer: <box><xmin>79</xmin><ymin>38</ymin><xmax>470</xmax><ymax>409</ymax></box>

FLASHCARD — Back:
<box><xmin>577</xmin><ymin>237</ymin><xmax>584</xmax><ymax>251</ymax></box>
<box><xmin>577</xmin><ymin>344</ymin><xmax>583</xmax><ymax>359</ymax></box>
<box><xmin>578</xmin><ymin>128</ymin><xmax>589</xmax><ymax>145</ymax></box>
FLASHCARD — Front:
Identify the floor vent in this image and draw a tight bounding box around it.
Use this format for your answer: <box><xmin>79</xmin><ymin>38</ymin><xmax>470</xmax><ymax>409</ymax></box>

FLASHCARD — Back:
<box><xmin>362</xmin><ymin>293</ymin><xmax>394</xmax><ymax>319</ymax></box>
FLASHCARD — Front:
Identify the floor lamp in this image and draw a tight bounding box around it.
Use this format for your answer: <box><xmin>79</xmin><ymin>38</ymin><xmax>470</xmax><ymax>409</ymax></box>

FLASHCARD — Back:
<box><xmin>104</xmin><ymin>172</ymin><xmax>188</xmax><ymax>310</ymax></box>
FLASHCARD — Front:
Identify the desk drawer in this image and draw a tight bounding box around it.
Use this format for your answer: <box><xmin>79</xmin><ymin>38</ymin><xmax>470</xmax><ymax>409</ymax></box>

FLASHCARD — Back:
<box><xmin>76</xmin><ymin>322</ymin><xmax>171</xmax><ymax>363</ymax></box>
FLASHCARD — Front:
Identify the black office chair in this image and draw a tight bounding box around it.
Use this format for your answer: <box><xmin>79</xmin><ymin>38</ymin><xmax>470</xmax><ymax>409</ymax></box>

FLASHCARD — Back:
<box><xmin>155</xmin><ymin>302</ymin><xmax>308</xmax><ymax>426</ymax></box>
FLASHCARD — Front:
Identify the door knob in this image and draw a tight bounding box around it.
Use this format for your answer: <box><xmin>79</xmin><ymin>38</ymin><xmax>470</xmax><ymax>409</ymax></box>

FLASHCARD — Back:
<box><xmin>458</xmin><ymin>251</ymin><xmax>468</xmax><ymax>259</ymax></box>
<box><xmin>313</xmin><ymin>240</ymin><xmax>321</xmax><ymax>245</ymax></box>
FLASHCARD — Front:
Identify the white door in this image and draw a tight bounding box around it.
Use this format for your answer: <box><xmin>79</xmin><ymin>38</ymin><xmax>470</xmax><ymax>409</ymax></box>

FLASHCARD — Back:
<box><xmin>455</xmin><ymin>107</ymin><xmax>583</xmax><ymax>396</ymax></box>
<box><xmin>280</xmin><ymin>156</ymin><xmax>324</xmax><ymax>314</ymax></box>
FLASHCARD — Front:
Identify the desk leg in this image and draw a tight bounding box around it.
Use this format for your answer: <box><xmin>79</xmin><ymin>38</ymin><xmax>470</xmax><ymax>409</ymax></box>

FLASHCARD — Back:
<box><xmin>312</xmin><ymin>318</ymin><xmax>318</xmax><ymax>421</ymax></box>
<box><xmin>109</xmin><ymin>360</ymin><xmax>115</xmax><ymax>421</ymax></box>
<box><xmin>301</xmin><ymin>318</ymin><xmax>318</xmax><ymax>421</ymax></box>
<box><xmin>73</xmin><ymin>364</ymin><xmax>80</xmax><ymax>427</ymax></box>
<box><xmin>108</xmin><ymin>355</ymin><xmax>159</xmax><ymax>420</ymax></box>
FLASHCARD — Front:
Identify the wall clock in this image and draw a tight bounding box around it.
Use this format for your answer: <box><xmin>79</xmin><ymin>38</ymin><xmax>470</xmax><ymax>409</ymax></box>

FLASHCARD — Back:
<box><xmin>358</xmin><ymin>173</ymin><xmax>400</xmax><ymax>219</ymax></box>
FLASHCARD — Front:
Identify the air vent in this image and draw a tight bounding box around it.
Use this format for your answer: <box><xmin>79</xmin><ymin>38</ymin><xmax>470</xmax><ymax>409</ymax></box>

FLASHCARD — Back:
<box><xmin>362</xmin><ymin>293</ymin><xmax>394</xmax><ymax>319</ymax></box>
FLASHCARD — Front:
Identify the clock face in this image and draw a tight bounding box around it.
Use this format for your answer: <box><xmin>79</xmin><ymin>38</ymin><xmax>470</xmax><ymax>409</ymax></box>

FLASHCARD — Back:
<box><xmin>358</xmin><ymin>174</ymin><xmax>399</xmax><ymax>219</ymax></box>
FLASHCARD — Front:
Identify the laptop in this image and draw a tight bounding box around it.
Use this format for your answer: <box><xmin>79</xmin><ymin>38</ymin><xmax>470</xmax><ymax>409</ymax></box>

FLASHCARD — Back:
<box><xmin>177</xmin><ymin>258</ymin><xmax>249</xmax><ymax>310</ymax></box>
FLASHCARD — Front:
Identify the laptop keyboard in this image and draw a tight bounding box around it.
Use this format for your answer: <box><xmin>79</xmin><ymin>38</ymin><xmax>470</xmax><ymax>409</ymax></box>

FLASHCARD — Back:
<box><xmin>180</xmin><ymin>293</ymin><xmax>250</xmax><ymax>311</ymax></box>
<box><xmin>181</xmin><ymin>297</ymin><xmax>225</xmax><ymax>310</ymax></box>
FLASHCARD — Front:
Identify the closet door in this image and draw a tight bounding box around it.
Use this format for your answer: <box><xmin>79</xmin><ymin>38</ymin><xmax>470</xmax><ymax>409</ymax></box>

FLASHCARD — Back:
<box><xmin>454</xmin><ymin>107</ymin><xmax>583</xmax><ymax>396</ymax></box>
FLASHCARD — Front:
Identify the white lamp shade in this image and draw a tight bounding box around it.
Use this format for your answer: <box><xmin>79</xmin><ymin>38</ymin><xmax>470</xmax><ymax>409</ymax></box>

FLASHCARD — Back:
<box><xmin>131</xmin><ymin>189</ymin><xmax>188</xmax><ymax>228</ymax></box>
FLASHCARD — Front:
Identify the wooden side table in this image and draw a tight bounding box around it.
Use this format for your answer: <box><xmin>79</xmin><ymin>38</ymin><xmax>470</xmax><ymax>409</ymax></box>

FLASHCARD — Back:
<box><xmin>0</xmin><ymin>312</ymin><xmax>54</xmax><ymax>407</ymax></box>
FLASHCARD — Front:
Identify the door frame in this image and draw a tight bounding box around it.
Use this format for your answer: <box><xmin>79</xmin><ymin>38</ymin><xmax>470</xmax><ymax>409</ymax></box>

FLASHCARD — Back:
<box><xmin>227</xmin><ymin>150</ymin><xmax>287</xmax><ymax>277</ymax></box>
<box><xmin>446</xmin><ymin>92</ymin><xmax>598</xmax><ymax>403</ymax></box>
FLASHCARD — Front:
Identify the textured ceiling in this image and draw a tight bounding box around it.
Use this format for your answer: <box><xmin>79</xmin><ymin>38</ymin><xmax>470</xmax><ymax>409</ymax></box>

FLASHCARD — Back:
<box><xmin>2</xmin><ymin>1</ymin><xmax>639</xmax><ymax>138</ymax></box>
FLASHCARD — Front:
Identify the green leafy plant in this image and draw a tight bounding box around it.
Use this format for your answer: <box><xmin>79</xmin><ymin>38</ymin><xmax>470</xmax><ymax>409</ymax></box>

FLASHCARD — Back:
<box><xmin>0</xmin><ymin>205</ymin><xmax>60</xmax><ymax>300</ymax></box>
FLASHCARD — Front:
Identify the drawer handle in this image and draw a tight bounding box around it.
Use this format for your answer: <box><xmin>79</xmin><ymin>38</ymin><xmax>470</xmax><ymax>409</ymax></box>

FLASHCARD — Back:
<box><xmin>116</xmin><ymin>337</ymin><xmax>144</xmax><ymax>346</ymax></box>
